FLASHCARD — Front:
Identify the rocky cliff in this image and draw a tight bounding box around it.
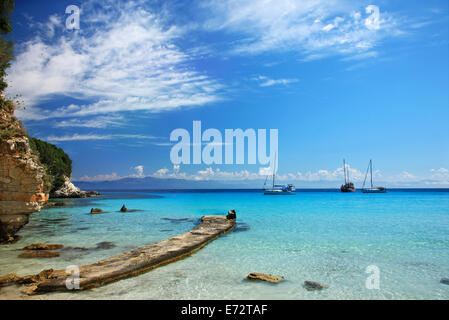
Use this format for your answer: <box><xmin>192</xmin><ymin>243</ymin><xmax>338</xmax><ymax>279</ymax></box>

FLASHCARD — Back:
<box><xmin>0</xmin><ymin>101</ymin><xmax>48</xmax><ymax>243</ymax></box>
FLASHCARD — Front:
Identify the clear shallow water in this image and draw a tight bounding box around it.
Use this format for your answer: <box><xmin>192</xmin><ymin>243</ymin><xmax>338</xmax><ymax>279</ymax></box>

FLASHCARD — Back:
<box><xmin>0</xmin><ymin>189</ymin><xmax>448</xmax><ymax>299</ymax></box>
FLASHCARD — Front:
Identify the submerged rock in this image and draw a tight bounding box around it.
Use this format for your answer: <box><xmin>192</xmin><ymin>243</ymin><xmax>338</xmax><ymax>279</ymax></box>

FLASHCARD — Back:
<box><xmin>161</xmin><ymin>217</ymin><xmax>199</xmax><ymax>224</ymax></box>
<box><xmin>90</xmin><ymin>208</ymin><xmax>103</xmax><ymax>214</ymax></box>
<box><xmin>19</xmin><ymin>251</ymin><xmax>60</xmax><ymax>258</ymax></box>
<box><xmin>440</xmin><ymin>278</ymin><xmax>449</xmax><ymax>285</ymax></box>
<box><xmin>61</xmin><ymin>241</ymin><xmax>116</xmax><ymax>253</ymax></box>
<box><xmin>45</xmin><ymin>202</ymin><xmax>66</xmax><ymax>208</ymax></box>
<box><xmin>61</xmin><ymin>246</ymin><xmax>90</xmax><ymax>252</ymax></box>
<box><xmin>304</xmin><ymin>280</ymin><xmax>328</xmax><ymax>291</ymax></box>
<box><xmin>247</xmin><ymin>273</ymin><xmax>284</xmax><ymax>283</ymax></box>
<box><xmin>21</xmin><ymin>243</ymin><xmax>63</xmax><ymax>250</ymax></box>
<box><xmin>39</xmin><ymin>218</ymin><xmax>68</xmax><ymax>226</ymax></box>
<box><xmin>233</xmin><ymin>222</ymin><xmax>250</xmax><ymax>232</ymax></box>
<box><xmin>95</xmin><ymin>241</ymin><xmax>116</xmax><ymax>250</ymax></box>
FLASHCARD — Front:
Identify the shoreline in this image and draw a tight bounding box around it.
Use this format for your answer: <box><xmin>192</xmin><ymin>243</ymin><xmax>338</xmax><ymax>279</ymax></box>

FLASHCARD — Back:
<box><xmin>1</xmin><ymin>215</ymin><xmax>235</xmax><ymax>295</ymax></box>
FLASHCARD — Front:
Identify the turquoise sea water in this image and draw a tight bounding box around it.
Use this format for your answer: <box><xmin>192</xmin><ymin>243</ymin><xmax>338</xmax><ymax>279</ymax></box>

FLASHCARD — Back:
<box><xmin>0</xmin><ymin>189</ymin><xmax>448</xmax><ymax>299</ymax></box>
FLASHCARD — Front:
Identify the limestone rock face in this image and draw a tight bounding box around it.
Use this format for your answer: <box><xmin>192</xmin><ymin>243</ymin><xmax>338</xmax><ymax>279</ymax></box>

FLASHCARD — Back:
<box><xmin>0</xmin><ymin>106</ymin><xmax>48</xmax><ymax>243</ymax></box>
<box><xmin>51</xmin><ymin>175</ymin><xmax>99</xmax><ymax>198</ymax></box>
<box><xmin>51</xmin><ymin>176</ymin><xmax>81</xmax><ymax>198</ymax></box>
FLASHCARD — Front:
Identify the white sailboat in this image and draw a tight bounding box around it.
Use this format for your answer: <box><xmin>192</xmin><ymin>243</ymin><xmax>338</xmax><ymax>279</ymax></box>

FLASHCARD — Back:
<box><xmin>263</xmin><ymin>154</ymin><xmax>296</xmax><ymax>195</ymax></box>
<box><xmin>362</xmin><ymin>159</ymin><xmax>387</xmax><ymax>193</ymax></box>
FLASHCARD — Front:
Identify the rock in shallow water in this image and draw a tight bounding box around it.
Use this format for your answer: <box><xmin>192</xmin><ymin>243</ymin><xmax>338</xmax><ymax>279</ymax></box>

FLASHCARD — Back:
<box><xmin>440</xmin><ymin>278</ymin><xmax>449</xmax><ymax>285</ymax></box>
<box><xmin>247</xmin><ymin>273</ymin><xmax>284</xmax><ymax>283</ymax></box>
<box><xmin>304</xmin><ymin>280</ymin><xmax>328</xmax><ymax>291</ymax></box>
<box><xmin>19</xmin><ymin>251</ymin><xmax>60</xmax><ymax>258</ymax></box>
<box><xmin>90</xmin><ymin>208</ymin><xmax>103</xmax><ymax>214</ymax></box>
<box><xmin>21</xmin><ymin>243</ymin><xmax>63</xmax><ymax>250</ymax></box>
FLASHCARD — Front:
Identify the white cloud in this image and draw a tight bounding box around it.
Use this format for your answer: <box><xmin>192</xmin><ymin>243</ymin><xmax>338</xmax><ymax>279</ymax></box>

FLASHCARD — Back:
<box><xmin>134</xmin><ymin>165</ymin><xmax>144</xmax><ymax>177</ymax></box>
<box><xmin>427</xmin><ymin>168</ymin><xmax>449</xmax><ymax>185</ymax></box>
<box><xmin>397</xmin><ymin>171</ymin><xmax>417</xmax><ymax>181</ymax></box>
<box><xmin>253</xmin><ymin>75</ymin><xmax>300</xmax><ymax>87</ymax></box>
<box><xmin>75</xmin><ymin>172</ymin><xmax>121</xmax><ymax>182</ymax></box>
<box><xmin>53</xmin><ymin>115</ymin><xmax>125</xmax><ymax>128</ymax></box>
<box><xmin>153</xmin><ymin>168</ymin><xmax>170</xmax><ymax>177</ymax></box>
<box><xmin>146</xmin><ymin>163</ymin><xmax>364</xmax><ymax>182</ymax></box>
<box><xmin>8</xmin><ymin>0</ymin><xmax>222</xmax><ymax>120</ymax></box>
<box><xmin>202</xmin><ymin>0</ymin><xmax>401</xmax><ymax>59</ymax></box>
<box><xmin>73</xmin><ymin>165</ymin><xmax>449</xmax><ymax>186</ymax></box>
<box><xmin>46</xmin><ymin>133</ymin><xmax>157</xmax><ymax>142</ymax></box>
<box><xmin>431</xmin><ymin>168</ymin><xmax>449</xmax><ymax>173</ymax></box>
<box><xmin>44</xmin><ymin>14</ymin><xmax>62</xmax><ymax>38</ymax></box>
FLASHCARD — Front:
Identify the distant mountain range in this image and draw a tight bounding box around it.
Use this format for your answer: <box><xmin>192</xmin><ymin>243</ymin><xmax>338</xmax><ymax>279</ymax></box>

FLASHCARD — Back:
<box><xmin>73</xmin><ymin>176</ymin><xmax>258</xmax><ymax>190</ymax></box>
<box><xmin>73</xmin><ymin>176</ymin><xmax>449</xmax><ymax>191</ymax></box>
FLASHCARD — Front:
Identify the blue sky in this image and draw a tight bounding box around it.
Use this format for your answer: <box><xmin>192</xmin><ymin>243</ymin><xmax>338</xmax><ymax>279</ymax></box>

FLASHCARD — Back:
<box><xmin>6</xmin><ymin>0</ymin><xmax>449</xmax><ymax>187</ymax></box>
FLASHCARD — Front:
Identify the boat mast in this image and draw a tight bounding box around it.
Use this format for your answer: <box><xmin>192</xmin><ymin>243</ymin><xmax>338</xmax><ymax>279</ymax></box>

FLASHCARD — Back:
<box><xmin>272</xmin><ymin>153</ymin><xmax>277</xmax><ymax>188</ymax></box>
<box><xmin>362</xmin><ymin>161</ymin><xmax>369</xmax><ymax>189</ymax></box>
<box><xmin>343</xmin><ymin>159</ymin><xmax>347</xmax><ymax>184</ymax></box>
<box><xmin>346</xmin><ymin>159</ymin><xmax>350</xmax><ymax>182</ymax></box>
<box><xmin>370</xmin><ymin>159</ymin><xmax>373</xmax><ymax>188</ymax></box>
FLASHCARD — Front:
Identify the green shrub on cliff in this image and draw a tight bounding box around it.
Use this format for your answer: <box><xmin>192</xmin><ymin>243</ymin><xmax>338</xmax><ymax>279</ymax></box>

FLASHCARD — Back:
<box><xmin>29</xmin><ymin>138</ymin><xmax>72</xmax><ymax>192</ymax></box>
<box><xmin>0</xmin><ymin>0</ymin><xmax>14</xmax><ymax>93</ymax></box>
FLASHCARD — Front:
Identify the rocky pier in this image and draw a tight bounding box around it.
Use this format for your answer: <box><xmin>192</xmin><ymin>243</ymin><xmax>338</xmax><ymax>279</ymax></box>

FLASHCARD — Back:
<box><xmin>1</xmin><ymin>215</ymin><xmax>236</xmax><ymax>295</ymax></box>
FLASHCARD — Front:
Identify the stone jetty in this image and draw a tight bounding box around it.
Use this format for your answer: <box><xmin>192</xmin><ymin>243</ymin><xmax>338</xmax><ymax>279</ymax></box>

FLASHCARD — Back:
<box><xmin>1</xmin><ymin>215</ymin><xmax>235</xmax><ymax>295</ymax></box>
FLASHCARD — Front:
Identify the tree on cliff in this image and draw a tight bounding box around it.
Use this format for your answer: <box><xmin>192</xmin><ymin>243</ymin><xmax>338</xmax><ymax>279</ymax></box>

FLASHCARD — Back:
<box><xmin>29</xmin><ymin>138</ymin><xmax>73</xmax><ymax>192</ymax></box>
<box><xmin>0</xmin><ymin>0</ymin><xmax>14</xmax><ymax>93</ymax></box>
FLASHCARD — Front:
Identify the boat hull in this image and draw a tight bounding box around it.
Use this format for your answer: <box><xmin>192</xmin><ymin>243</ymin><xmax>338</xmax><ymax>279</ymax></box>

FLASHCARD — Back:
<box><xmin>340</xmin><ymin>185</ymin><xmax>356</xmax><ymax>193</ymax></box>
<box><xmin>264</xmin><ymin>191</ymin><xmax>296</xmax><ymax>195</ymax></box>
<box><xmin>362</xmin><ymin>188</ymin><xmax>387</xmax><ymax>193</ymax></box>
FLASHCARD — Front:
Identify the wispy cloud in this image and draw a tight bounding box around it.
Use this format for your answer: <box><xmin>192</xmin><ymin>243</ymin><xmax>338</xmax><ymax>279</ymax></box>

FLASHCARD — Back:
<box><xmin>46</xmin><ymin>133</ymin><xmax>158</xmax><ymax>142</ymax></box>
<box><xmin>253</xmin><ymin>75</ymin><xmax>299</xmax><ymax>87</ymax></box>
<box><xmin>7</xmin><ymin>0</ymin><xmax>222</xmax><ymax>120</ymax></box>
<box><xmin>53</xmin><ymin>115</ymin><xmax>125</xmax><ymax>128</ymax></box>
<box><xmin>201</xmin><ymin>0</ymin><xmax>402</xmax><ymax>59</ymax></box>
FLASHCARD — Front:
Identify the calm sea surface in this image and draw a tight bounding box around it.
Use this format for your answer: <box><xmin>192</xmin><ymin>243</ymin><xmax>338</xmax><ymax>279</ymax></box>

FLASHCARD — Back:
<box><xmin>1</xmin><ymin>189</ymin><xmax>448</xmax><ymax>299</ymax></box>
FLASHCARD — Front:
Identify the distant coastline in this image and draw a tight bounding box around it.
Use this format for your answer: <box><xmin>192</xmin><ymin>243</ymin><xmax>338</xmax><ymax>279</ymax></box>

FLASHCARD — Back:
<box><xmin>75</xmin><ymin>187</ymin><xmax>449</xmax><ymax>193</ymax></box>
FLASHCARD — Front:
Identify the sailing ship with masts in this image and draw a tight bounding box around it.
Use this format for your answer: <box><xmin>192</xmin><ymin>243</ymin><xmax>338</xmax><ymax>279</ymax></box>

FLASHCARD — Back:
<box><xmin>263</xmin><ymin>154</ymin><xmax>296</xmax><ymax>195</ymax></box>
<box><xmin>362</xmin><ymin>159</ymin><xmax>387</xmax><ymax>193</ymax></box>
<box><xmin>340</xmin><ymin>159</ymin><xmax>356</xmax><ymax>192</ymax></box>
